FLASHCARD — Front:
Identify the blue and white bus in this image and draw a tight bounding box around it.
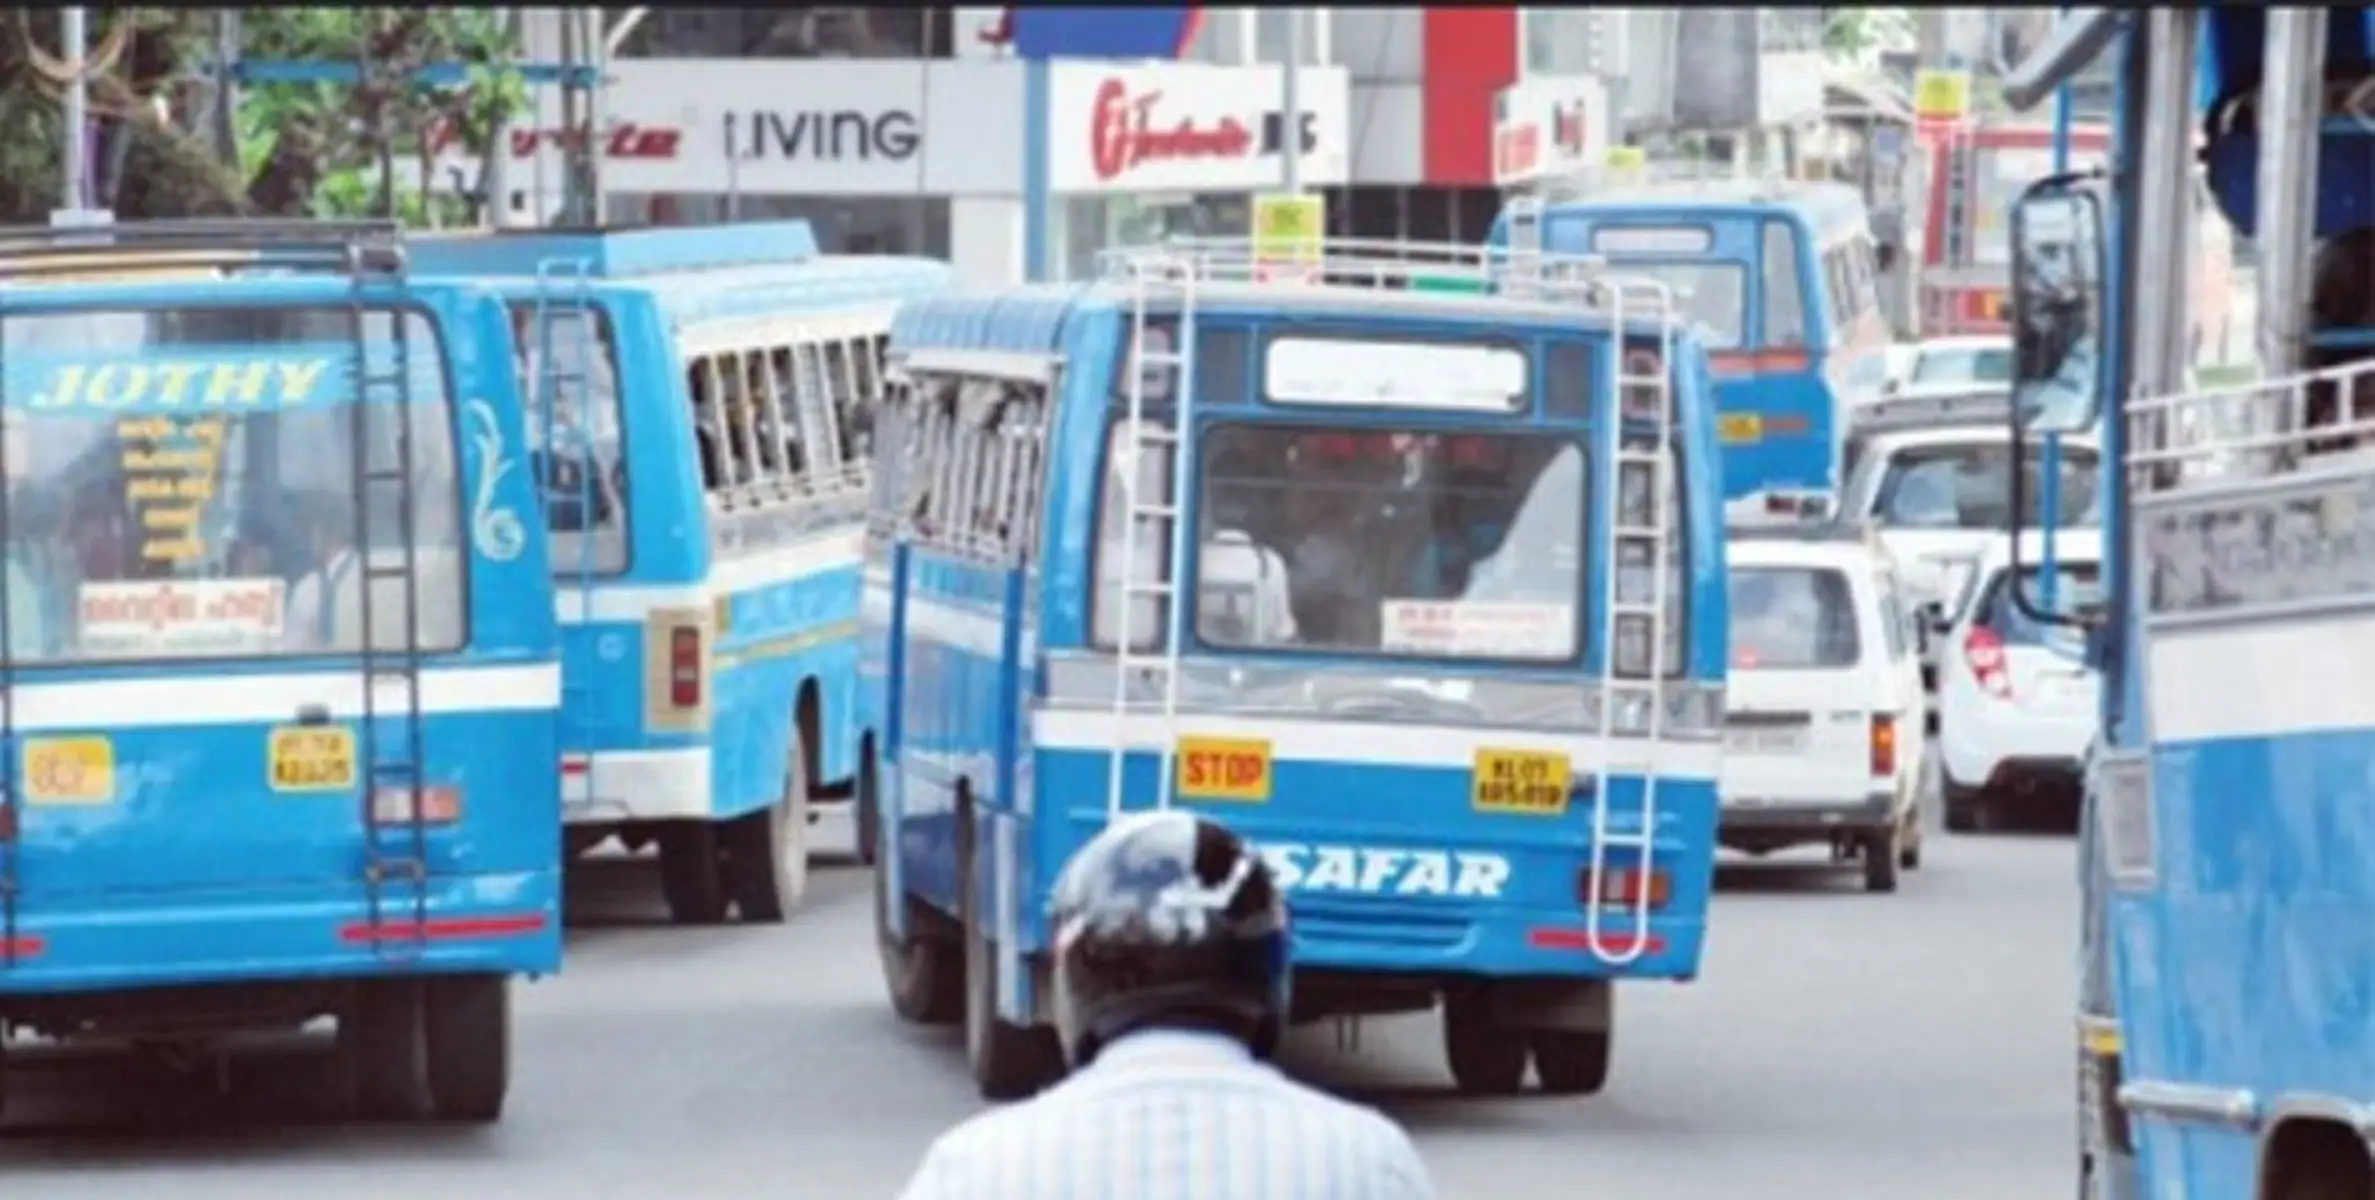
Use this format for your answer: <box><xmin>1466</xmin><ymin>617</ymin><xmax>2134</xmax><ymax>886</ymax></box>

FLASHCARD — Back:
<box><xmin>0</xmin><ymin>219</ymin><xmax>560</xmax><ymax>1123</ymax></box>
<box><xmin>1492</xmin><ymin>178</ymin><xmax>1893</xmax><ymax>509</ymax></box>
<box><xmin>410</xmin><ymin>224</ymin><xmax>949</xmax><ymax>925</ymax></box>
<box><xmin>861</xmin><ymin>238</ymin><xmax>1730</xmax><ymax>1100</ymax></box>
<box><xmin>2008</xmin><ymin>10</ymin><xmax>2375</xmax><ymax>1198</ymax></box>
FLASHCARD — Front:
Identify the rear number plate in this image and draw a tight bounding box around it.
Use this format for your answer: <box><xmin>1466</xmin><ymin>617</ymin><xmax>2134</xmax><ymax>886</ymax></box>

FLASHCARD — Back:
<box><xmin>269</xmin><ymin>726</ymin><xmax>356</xmax><ymax>793</ymax></box>
<box><xmin>1472</xmin><ymin>748</ymin><xmax>1572</xmax><ymax>816</ymax></box>
<box><xmin>1725</xmin><ymin>727</ymin><xmax>1807</xmax><ymax>753</ymax></box>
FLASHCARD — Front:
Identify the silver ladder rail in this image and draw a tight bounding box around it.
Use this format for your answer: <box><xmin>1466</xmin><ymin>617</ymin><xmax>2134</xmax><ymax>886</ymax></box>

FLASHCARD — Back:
<box><xmin>1103</xmin><ymin>252</ymin><xmax>1199</xmax><ymax>821</ymax></box>
<box><xmin>350</xmin><ymin>242</ymin><xmax>434</xmax><ymax>962</ymax></box>
<box><xmin>0</xmin><ymin>394</ymin><xmax>17</xmax><ymax>972</ymax></box>
<box><xmin>1503</xmin><ymin>193</ymin><xmax>1547</xmax><ymax>297</ymax></box>
<box><xmin>1586</xmin><ymin>276</ymin><xmax>1683</xmax><ymax>968</ymax></box>
<box><xmin>532</xmin><ymin>256</ymin><xmax>602</xmax><ymax>812</ymax></box>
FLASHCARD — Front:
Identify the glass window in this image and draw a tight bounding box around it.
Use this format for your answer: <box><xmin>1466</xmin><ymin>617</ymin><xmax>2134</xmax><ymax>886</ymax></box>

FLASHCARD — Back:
<box><xmin>1909</xmin><ymin>344</ymin><xmax>2015</xmax><ymax>386</ymax></box>
<box><xmin>1970</xmin><ymin>143</ymin><xmax>2107</xmax><ymax>267</ymax></box>
<box><xmin>1187</xmin><ymin>425</ymin><xmax>1584</xmax><ymax>662</ymax></box>
<box><xmin>1611</xmin><ymin>262</ymin><xmax>1749</xmax><ymax>349</ymax></box>
<box><xmin>511</xmin><ymin>303</ymin><xmax>628</xmax><ymax>574</ymax></box>
<box><xmin>1977</xmin><ymin>562</ymin><xmax>2104</xmax><ymax>645</ymax></box>
<box><xmin>1875</xmin><ymin>574</ymin><xmax>1909</xmax><ymax>660</ymax></box>
<box><xmin>614</xmin><ymin>7</ymin><xmax>952</xmax><ymax>58</ymax></box>
<box><xmin>1092</xmin><ymin>420</ymin><xmax>1175</xmax><ymax>650</ymax></box>
<box><xmin>1728</xmin><ymin>567</ymin><xmax>1861</xmax><ymax>669</ymax></box>
<box><xmin>1760</xmin><ymin>221</ymin><xmax>1808</xmax><ymax>347</ymax></box>
<box><xmin>2</xmin><ymin>306</ymin><xmax>466</xmax><ymax>663</ymax></box>
<box><xmin>1872</xmin><ymin>442</ymin><xmax>2100</xmax><ymax>530</ymax></box>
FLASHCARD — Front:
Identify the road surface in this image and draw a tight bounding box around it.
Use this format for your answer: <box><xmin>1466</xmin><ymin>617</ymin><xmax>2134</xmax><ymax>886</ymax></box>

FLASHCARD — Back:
<box><xmin>0</xmin><ymin>807</ymin><xmax>2080</xmax><ymax>1197</ymax></box>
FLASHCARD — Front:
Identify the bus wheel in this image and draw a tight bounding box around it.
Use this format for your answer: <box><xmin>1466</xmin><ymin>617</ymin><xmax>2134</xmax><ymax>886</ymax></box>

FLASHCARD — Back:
<box><xmin>874</xmin><ymin>762</ymin><xmax>960</xmax><ymax>1026</ymax></box>
<box><xmin>961</xmin><ymin>815</ymin><xmax>1064</xmax><ymax>1100</ymax></box>
<box><xmin>421</xmin><ymin>974</ymin><xmax>508</xmax><ymax>1124</ymax></box>
<box><xmin>1532</xmin><ymin>1027</ymin><xmax>1613</xmax><ymax>1096</ymax></box>
<box><xmin>657</xmin><ymin>823</ymin><xmax>729</xmax><ymax>925</ymax></box>
<box><xmin>1942</xmin><ymin>780</ymin><xmax>1995</xmax><ymax>834</ymax></box>
<box><xmin>725</xmin><ymin>734</ymin><xmax>811</xmax><ymax>923</ymax></box>
<box><xmin>1442</xmin><ymin>991</ymin><xmax>1527</xmax><ymax>1096</ymax></box>
<box><xmin>335</xmin><ymin>979</ymin><xmax>425</xmax><ymax>1120</ymax></box>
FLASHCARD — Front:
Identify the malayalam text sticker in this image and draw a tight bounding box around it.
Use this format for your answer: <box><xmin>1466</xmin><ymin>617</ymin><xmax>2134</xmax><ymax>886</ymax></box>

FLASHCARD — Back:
<box><xmin>1175</xmin><ymin>736</ymin><xmax>1273</xmax><ymax>803</ymax></box>
<box><xmin>1472</xmin><ymin>748</ymin><xmax>1572</xmax><ymax>816</ymax></box>
<box><xmin>22</xmin><ymin>736</ymin><xmax>116</xmax><ymax>806</ymax></box>
<box><xmin>1718</xmin><ymin>412</ymin><xmax>1765</xmax><ymax>444</ymax></box>
<box><xmin>268</xmin><ymin>725</ymin><xmax>357</xmax><ymax>793</ymax></box>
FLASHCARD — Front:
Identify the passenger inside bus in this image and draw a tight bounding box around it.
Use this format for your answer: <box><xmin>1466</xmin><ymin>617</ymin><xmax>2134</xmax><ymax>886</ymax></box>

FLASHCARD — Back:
<box><xmin>2305</xmin><ymin>225</ymin><xmax>2375</xmax><ymax>457</ymax></box>
<box><xmin>1189</xmin><ymin>428</ymin><xmax>1580</xmax><ymax>660</ymax></box>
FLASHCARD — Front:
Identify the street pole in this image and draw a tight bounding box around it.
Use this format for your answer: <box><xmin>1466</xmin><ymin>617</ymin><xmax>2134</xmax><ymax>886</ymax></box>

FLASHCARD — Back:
<box><xmin>61</xmin><ymin>6</ymin><xmax>89</xmax><ymax>211</ymax></box>
<box><xmin>1281</xmin><ymin>11</ymin><xmax>1303</xmax><ymax>194</ymax></box>
<box><xmin>2040</xmin><ymin>3</ymin><xmax>2072</xmax><ymax>610</ymax></box>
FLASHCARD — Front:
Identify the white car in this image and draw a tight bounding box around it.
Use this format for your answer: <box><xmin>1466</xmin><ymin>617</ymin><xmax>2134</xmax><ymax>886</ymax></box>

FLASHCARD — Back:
<box><xmin>1934</xmin><ymin>531</ymin><xmax>2103</xmax><ymax>833</ymax></box>
<box><xmin>1720</xmin><ymin>526</ymin><xmax>1929</xmax><ymax>892</ymax></box>
<box><xmin>1886</xmin><ymin>335</ymin><xmax>2013</xmax><ymax>395</ymax></box>
<box><xmin>1838</xmin><ymin>422</ymin><xmax>2103</xmax><ymax>621</ymax></box>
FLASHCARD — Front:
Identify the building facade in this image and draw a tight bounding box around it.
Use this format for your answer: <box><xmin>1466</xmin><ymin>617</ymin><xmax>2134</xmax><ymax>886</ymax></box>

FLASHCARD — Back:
<box><xmin>482</xmin><ymin>7</ymin><xmax>1664</xmax><ymax>282</ymax></box>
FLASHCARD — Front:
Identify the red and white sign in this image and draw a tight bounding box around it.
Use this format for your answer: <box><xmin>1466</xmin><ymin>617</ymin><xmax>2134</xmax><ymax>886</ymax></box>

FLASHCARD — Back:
<box><xmin>1048</xmin><ymin>62</ymin><xmax>1349</xmax><ymax>193</ymax></box>
<box><xmin>78</xmin><ymin>578</ymin><xmax>286</xmax><ymax>657</ymax></box>
<box><xmin>1491</xmin><ymin>76</ymin><xmax>1608</xmax><ymax>189</ymax></box>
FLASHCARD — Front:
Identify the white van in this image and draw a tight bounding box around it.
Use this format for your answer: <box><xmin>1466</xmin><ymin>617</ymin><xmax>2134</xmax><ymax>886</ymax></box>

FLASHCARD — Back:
<box><xmin>1722</xmin><ymin>526</ymin><xmax>1930</xmax><ymax>893</ymax></box>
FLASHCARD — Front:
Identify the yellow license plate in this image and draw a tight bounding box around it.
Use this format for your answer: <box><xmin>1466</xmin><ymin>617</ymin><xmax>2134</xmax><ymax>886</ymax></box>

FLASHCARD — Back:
<box><xmin>1718</xmin><ymin>413</ymin><xmax>1764</xmax><ymax>444</ymax></box>
<box><xmin>22</xmin><ymin>736</ymin><xmax>116</xmax><ymax>806</ymax></box>
<box><xmin>268</xmin><ymin>726</ymin><xmax>357</xmax><ymax>793</ymax></box>
<box><xmin>1472</xmin><ymin>748</ymin><xmax>1572</xmax><ymax>815</ymax></box>
<box><xmin>1175</xmin><ymin>736</ymin><xmax>1273</xmax><ymax>802</ymax></box>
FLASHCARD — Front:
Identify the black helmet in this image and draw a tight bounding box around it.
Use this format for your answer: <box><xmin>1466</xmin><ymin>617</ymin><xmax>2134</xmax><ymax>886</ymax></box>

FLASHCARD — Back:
<box><xmin>1047</xmin><ymin>810</ymin><xmax>1292</xmax><ymax>1068</ymax></box>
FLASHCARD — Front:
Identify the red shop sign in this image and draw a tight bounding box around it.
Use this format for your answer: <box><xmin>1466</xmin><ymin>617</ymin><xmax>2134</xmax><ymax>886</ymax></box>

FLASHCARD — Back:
<box><xmin>1088</xmin><ymin>77</ymin><xmax>1255</xmax><ymax>183</ymax></box>
<box><xmin>426</xmin><ymin>120</ymin><xmax>683</xmax><ymax>161</ymax></box>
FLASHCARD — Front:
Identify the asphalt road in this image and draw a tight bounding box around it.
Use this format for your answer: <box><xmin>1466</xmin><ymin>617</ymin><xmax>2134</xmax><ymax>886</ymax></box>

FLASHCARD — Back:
<box><xmin>0</xmin><ymin>793</ymin><xmax>2082</xmax><ymax>1198</ymax></box>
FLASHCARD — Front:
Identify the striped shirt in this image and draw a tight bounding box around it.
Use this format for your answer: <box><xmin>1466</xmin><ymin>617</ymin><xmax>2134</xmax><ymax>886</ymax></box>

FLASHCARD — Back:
<box><xmin>897</xmin><ymin>1029</ymin><xmax>1438</xmax><ymax>1200</ymax></box>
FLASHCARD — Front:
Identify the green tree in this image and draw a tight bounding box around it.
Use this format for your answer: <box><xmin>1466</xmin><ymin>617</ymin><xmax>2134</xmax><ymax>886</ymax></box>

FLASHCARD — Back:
<box><xmin>0</xmin><ymin>7</ymin><xmax>525</xmax><ymax>226</ymax></box>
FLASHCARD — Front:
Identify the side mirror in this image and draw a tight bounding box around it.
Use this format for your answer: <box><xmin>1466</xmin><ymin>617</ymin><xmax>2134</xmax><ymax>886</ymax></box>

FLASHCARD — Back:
<box><xmin>2009</xmin><ymin>177</ymin><xmax>2107</xmax><ymax>435</ymax></box>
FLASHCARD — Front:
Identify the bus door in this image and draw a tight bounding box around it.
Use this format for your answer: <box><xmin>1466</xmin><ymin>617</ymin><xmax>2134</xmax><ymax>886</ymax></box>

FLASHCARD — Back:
<box><xmin>510</xmin><ymin>278</ymin><xmax>642</xmax><ymax>810</ymax></box>
<box><xmin>0</xmin><ymin>297</ymin><xmax>498</xmax><ymax>914</ymax></box>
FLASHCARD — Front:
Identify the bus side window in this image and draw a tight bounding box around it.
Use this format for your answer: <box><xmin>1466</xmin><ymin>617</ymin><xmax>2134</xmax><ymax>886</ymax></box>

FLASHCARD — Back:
<box><xmin>748</xmin><ymin>342</ymin><xmax>788</xmax><ymax>484</ymax></box>
<box><xmin>689</xmin><ymin>354</ymin><xmax>730</xmax><ymax>492</ymax></box>
<box><xmin>1822</xmin><ymin>246</ymin><xmax>1851</xmax><ymax>339</ymax></box>
<box><xmin>1004</xmin><ymin>386</ymin><xmax>1049</xmax><ymax>563</ymax></box>
<box><xmin>1761</xmin><ymin>220</ymin><xmax>1808</xmax><ymax>348</ymax></box>
<box><xmin>1093</xmin><ymin>418</ymin><xmax>1174</xmax><ymax>650</ymax></box>
<box><xmin>1615</xmin><ymin>430</ymin><xmax>1689</xmax><ymax>677</ymax></box>
<box><xmin>913</xmin><ymin>379</ymin><xmax>961</xmax><ymax>537</ymax></box>
<box><xmin>732</xmin><ymin>349</ymin><xmax>770</xmax><ymax>487</ymax></box>
<box><xmin>825</xmin><ymin>339</ymin><xmax>865</xmax><ymax>470</ymax></box>
<box><xmin>792</xmin><ymin>340</ymin><xmax>839</xmax><ymax>482</ymax></box>
<box><xmin>850</xmin><ymin>335</ymin><xmax>888</xmax><ymax>459</ymax></box>
<box><xmin>766</xmin><ymin>347</ymin><xmax>807</xmax><ymax>477</ymax></box>
<box><xmin>867</xmin><ymin>375</ymin><xmax>913</xmax><ymax>535</ymax></box>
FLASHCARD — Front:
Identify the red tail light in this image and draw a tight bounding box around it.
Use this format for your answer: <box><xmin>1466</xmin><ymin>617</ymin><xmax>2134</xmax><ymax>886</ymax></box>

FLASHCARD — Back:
<box><xmin>668</xmin><ymin>627</ymin><xmax>704</xmax><ymax>709</ymax></box>
<box><xmin>1583</xmin><ymin>866</ymin><xmax>1671</xmax><ymax>910</ymax></box>
<box><xmin>1870</xmin><ymin>714</ymin><xmax>1898</xmax><ymax>778</ymax></box>
<box><xmin>1964</xmin><ymin>625</ymin><xmax>2014</xmax><ymax>700</ymax></box>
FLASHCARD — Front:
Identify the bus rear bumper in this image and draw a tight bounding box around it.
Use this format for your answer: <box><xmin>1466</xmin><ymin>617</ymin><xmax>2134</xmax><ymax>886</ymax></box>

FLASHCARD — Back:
<box><xmin>561</xmin><ymin>747</ymin><xmax>710</xmax><ymax>825</ymax></box>
<box><xmin>0</xmin><ymin>870</ymin><xmax>560</xmax><ymax>997</ymax></box>
<box><xmin>1285</xmin><ymin>903</ymin><xmax>1708</xmax><ymax>982</ymax></box>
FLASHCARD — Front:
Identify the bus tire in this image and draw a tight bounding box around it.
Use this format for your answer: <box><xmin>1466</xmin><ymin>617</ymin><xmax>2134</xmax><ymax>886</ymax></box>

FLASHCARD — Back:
<box><xmin>336</xmin><ymin>979</ymin><xmax>425</xmax><ymax>1120</ymax></box>
<box><xmin>1531</xmin><ymin>1027</ymin><xmax>1613</xmax><ymax>1096</ymax></box>
<box><xmin>658</xmin><ymin>822</ymin><xmax>729</xmax><ymax>925</ymax></box>
<box><xmin>1442</xmin><ymin>991</ymin><xmax>1527</xmax><ymax>1097</ymax></box>
<box><xmin>873</xmin><ymin>761</ymin><xmax>961</xmax><ymax>1027</ymax></box>
<box><xmin>421</xmin><ymin>974</ymin><xmax>508</xmax><ymax>1124</ymax></box>
<box><xmin>960</xmin><ymin>813</ymin><xmax>1063</xmax><ymax>1101</ymax></box>
<box><xmin>724</xmin><ymin>735</ymin><xmax>811</xmax><ymax>923</ymax></box>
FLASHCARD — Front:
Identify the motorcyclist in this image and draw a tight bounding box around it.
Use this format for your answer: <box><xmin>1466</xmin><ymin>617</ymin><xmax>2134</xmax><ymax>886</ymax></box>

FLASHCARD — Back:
<box><xmin>895</xmin><ymin>809</ymin><xmax>1439</xmax><ymax>1200</ymax></box>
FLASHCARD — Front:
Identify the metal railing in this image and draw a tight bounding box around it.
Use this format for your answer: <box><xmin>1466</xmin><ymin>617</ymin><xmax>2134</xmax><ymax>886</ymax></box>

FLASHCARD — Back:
<box><xmin>2127</xmin><ymin>356</ymin><xmax>2375</xmax><ymax>493</ymax></box>
<box><xmin>1096</xmin><ymin>235</ymin><xmax>1666</xmax><ymax>316</ymax></box>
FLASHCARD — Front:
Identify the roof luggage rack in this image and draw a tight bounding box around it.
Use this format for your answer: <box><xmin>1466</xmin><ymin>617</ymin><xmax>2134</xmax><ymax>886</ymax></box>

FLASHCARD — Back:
<box><xmin>1845</xmin><ymin>386</ymin><xmax>2017</xmax><ymax>438</ymax></box>
<box><xmin>1096</xmin><ymin>234</ymin><xmax>1660</xmax><ymax>321</ymax></box>
<box><xmin>0</xmin><ymin>218</ymin><xmax>407</xmax><ymax>281</ymax></box>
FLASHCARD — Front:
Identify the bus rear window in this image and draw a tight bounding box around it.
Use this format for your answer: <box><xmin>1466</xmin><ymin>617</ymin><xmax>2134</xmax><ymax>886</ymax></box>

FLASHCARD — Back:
<box><xmin>1185</xmin><ymin>425</ymin><xmax>1584</xmax><ymax>661</ymax></box>
<box><xmin>0</xmin><ymin>306</ymin><xmax>466</xmax><ymax>664</ymax></box>
<box><xmin>1603</xmin><ymin>262</ymin><xmax>1749</xmax><ymax>350</ymax></box>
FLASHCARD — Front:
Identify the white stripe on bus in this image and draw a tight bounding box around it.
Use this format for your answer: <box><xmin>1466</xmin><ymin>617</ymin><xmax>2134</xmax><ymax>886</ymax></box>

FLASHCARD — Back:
<box><xmin>4</xmin><ymin>663</ymin><xmax>561</xmax><ymax>733</ymax></box>
<box><xmin>2149</xmin><ymin>614</ymin><xmax>2375</xmax><ymax>742</ymax></box>
<box><xmin>1028</xmin><ymin>709</ymin><xmax>1723</xmax><ymax>779</ymax></box>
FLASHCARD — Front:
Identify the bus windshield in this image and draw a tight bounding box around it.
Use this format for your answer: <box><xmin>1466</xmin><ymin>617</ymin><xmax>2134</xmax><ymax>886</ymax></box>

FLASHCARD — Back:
<box><xmin>1604</xmin><ymin>261</ymin><xmax>1749</xmax><ymax>349</ymax></box>
<box><xmin>1873</xmin><ymin>441</ymin><xmax>2099</xmax><ymax>530</ymax></box>
<box><xmin>1188</xmin><ymin>425</ymin><xmax>1583</xmax><ymax>662</ymax></box>
<box><xmin>0</xmin><ymin>305</ymin><xmax>465</xmax><ymax>664</ymax></box>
